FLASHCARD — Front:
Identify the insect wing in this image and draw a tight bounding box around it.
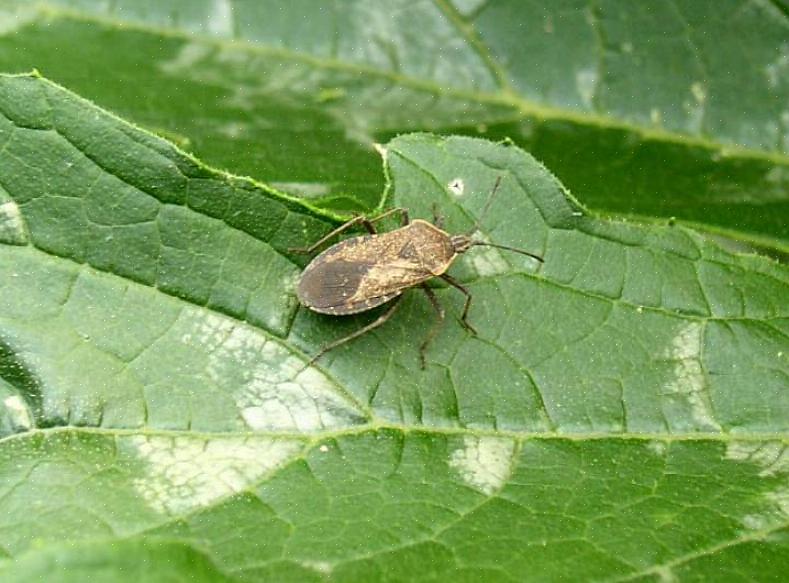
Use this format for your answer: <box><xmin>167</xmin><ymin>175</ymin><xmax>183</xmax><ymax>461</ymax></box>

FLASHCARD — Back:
<box><xmin>298</xmin><ymin>255</ymin><xmax>430</xmax><ymax>315</ymax></box>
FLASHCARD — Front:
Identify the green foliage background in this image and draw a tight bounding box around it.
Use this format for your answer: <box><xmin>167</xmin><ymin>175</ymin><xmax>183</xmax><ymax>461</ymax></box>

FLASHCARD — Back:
<box><xmin>0</xmin><ymin>2</ymin><xmax>787</xmax><ymax>581</ymax></box>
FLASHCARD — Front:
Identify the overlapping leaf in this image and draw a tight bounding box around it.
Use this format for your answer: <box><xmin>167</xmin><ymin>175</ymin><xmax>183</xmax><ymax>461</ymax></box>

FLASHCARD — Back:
<box><xmin>0</xmin><ymin>1</ymin><xmax>786</xmax><ymax>252</ymax></box>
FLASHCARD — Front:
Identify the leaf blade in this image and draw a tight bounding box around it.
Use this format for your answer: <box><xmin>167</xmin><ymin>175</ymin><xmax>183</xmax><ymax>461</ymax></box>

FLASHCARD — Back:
<box><xmin>0</xmin><ymin>74</ymin><xmax>787</xmax><ymax>582</ymax></box>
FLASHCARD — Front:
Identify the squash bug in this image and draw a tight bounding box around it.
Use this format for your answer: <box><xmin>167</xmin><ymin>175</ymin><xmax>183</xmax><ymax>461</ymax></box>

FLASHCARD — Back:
<box><xmin>293</xmin><ymin>177</ymin><xmax>543</xmax><ymax>368</ymax></box>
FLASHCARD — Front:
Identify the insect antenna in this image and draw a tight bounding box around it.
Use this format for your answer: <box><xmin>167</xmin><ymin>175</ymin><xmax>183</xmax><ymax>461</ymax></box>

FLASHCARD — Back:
<box><xmin>471</xmin><ymin>241</ymin><xmax>544</xmax><ymax>263</ymax></box>
<box><xmin>466</xmin><ymin>175</ymin><xmax>502</xmax><ymax>237</ymax></box>
<box><xmin>463</xmin><ymin>176</ymin><xmax>545</xmax><ymax>263</ymax></box>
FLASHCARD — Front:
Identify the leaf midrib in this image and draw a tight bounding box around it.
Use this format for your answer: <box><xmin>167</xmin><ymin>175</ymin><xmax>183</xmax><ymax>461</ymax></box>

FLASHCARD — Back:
<box><xmin>19</xmin><ymin>3</ymin><xmax>789</xmax><ymax>167</ymax></box>
<box><xmin>2</xmin><ymin>424</ymin><xmax>787</xmax><ymax>448</ymax></box>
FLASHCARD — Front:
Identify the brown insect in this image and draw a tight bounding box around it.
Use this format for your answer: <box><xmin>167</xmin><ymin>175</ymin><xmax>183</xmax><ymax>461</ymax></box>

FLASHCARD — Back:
<box><xmin>293</xmin><ymin>177</ymin><xmax>544</xmax><ymax>368</ymax></box>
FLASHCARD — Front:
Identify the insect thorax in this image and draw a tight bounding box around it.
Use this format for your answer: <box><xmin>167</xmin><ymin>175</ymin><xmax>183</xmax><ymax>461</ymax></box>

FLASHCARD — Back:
<box><xmin>399</xmin><ymin>220</ymin><xmax>457</xmax><ymax>274</ymax></box>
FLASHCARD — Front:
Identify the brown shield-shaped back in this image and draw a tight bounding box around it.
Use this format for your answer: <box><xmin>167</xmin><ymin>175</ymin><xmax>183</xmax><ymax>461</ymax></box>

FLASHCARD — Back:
<box><xmin>297</xmin><ymin>220</ymin><xmax>457</xmax><ymax>315</ymax></box>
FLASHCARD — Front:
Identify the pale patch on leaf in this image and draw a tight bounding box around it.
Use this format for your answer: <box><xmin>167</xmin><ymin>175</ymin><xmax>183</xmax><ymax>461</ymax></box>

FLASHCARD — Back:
<box><xmin>2</xmin><ymin>395</ymin><xmax>32</xmax><ymax>430</ymax></box>
<box><xmin>726</xmin><ymin>442</ymin><xmax>789</xmax><ymax>530</ymax></box>
<box><xmin>206</xmin><ymin>0</ymin><xmax>233</xmax><ymax>36</ymax></box>
<box><xmin>0</xmin><ymin>201</ymin><xmax>26</xmax><ymax>244</ymax></box>
<box><xmin>182</xmin><ymin>311</ymin><xmax>367</xmax><ymax>432</ymax></box>
<box><xmin>216</xmin><ymin>121</ymin><xmax>248</xmax><ymax>139</ymax></box>
<box><xmin>302</xmin><ymin>561</ymin><xmax>333</xmax><ymax>575</ymax></box>
<box><xmin>447</xmin><ymin>178</ymin><xmax>465</xmax><ymax>196</ymax></box>
<box><xmin>449</xmin><ymin>436</ymin><xmax>515</xmax><ymax>495</ymax></box>
<box><xmin>0</xmin><ymin>3</ymin><xmax>38</xmax><ymax>35</ymax></box>
<box><xmin>726</xmin><ymin>442</ymin><xmax>789</xmax><ymax>477</ymax></box>
<box><xmin>575</xmin><ymin>68</ymin><xmax>597</xmax><ymax>109</ymax></box>
<box><xmin>159</xmin><ymin>43</ymin><xmax>212</xmax><ymax>75</ymax></box>
<box><xmin>662</xmin><ymin>323</ymin><xmax>720</xmax><ymax>431</ymax></box>
<box><xmin>270</xmin><ymin>182</ymin><xmax>331</xmax><ymax>198</ymax></box>
<box><xmin>764</xmin><ymin>43</ymin><xmax>789</xmax><ymax>89</ymax></box>
<box><xmin>465</xmin><ymin>245</ymin><xmax>509</xmax><ymax>277</ymax></box>
<box><xmin>781</xmin><ymin>111</ymin><xmax>789</xmax><ymax>151</ymax></box>
<box><xmin>451</xmin><ymin>0</ymin><xmax>488</xmax><ymax>16</ymax></box>
<box><xmin>126</xmin><ymin>434</ymin><xmax>303</xmax><ymax>515</ymax></box>
<box><xmin>690</xmin><ymin>82</ymin><xmax>707</xmax><ymax>104</ymax></box>
<box><xmin>684</xmin><ymin>82</ymin><xmax>707</xmax><ymax>132</ymax></box>
<box><xmin>656</xmin><ymin>566</ymin><xmax>679</xmax><ymax>583</ymax></box>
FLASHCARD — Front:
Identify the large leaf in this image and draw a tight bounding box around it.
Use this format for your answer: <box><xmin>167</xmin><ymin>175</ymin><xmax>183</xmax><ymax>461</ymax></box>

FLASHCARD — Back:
<box><xmin>0</xmin><ymin>1</ymin><xmax>787</xmax><ymax>252</ymax></box>
<box><xmin>1</xmin><ymin>73</ymin><xmax>788</xmax><ymax>581</ymax></box>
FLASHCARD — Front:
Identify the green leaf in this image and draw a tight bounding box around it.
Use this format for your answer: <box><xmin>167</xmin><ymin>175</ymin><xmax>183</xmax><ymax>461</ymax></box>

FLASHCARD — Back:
<box><xmin>0</xmin><ymin>1</ymin><xmax>787</xmax><ymax>251</ymax></box>
<box><xmin>0</xmin><ymin>539</ymin><xmax>236</xmax><ymax>583</ymax></box>
<box><xmin>1</xmin><ymin>73</ymin><xmax>788</xmax><ymax>581</ymax></box>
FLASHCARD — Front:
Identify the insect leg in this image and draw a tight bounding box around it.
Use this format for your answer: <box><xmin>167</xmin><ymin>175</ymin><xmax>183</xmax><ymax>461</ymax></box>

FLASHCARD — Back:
<box><xmin>370</xmin><ymin>207</ymin><xmax>410</xmax><ymax>227</ymax></box>
<box><xmin>344</xmin><ymin>207</ymin><xmax>409</xmax><ymax>234</ymax></box>
<box><xmin>440</xmin><ymin>274</ymin><xmax>477</xmax><ymax>335</ymax></box>
<box><xmin>290</xmin><ymin>208</ymin><xmax>410</xmax><ymax>255</ymax></box>
<box><xmin>418</xmin><ymin>284</ymin><xmax>445</xmax><ymax>369</ymax></box>
<box><xmin>309</xmin><ymin>295</ymin><xmax>403</xmax><ymax>365</ymax></box>
<box><xmin>289</xmin><ymin>215</ymin><xmax>375</xmax><ymax>254</ymax></box>
<box><xmin>430</xmin><ymin>203</ymin><xmax>444</xmax><ymax>229</ymax></box>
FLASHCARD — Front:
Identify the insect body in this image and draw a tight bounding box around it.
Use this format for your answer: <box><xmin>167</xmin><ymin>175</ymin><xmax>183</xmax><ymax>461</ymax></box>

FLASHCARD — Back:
<box><xmin>298</xmin><ymin>219</ymin><xmax>460</xmax><ymax>315</ymax></box>
<box><xmin>294</xmin><ymin>178</ymin><xmax>543</xmax><ymax>367</ymax></box>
